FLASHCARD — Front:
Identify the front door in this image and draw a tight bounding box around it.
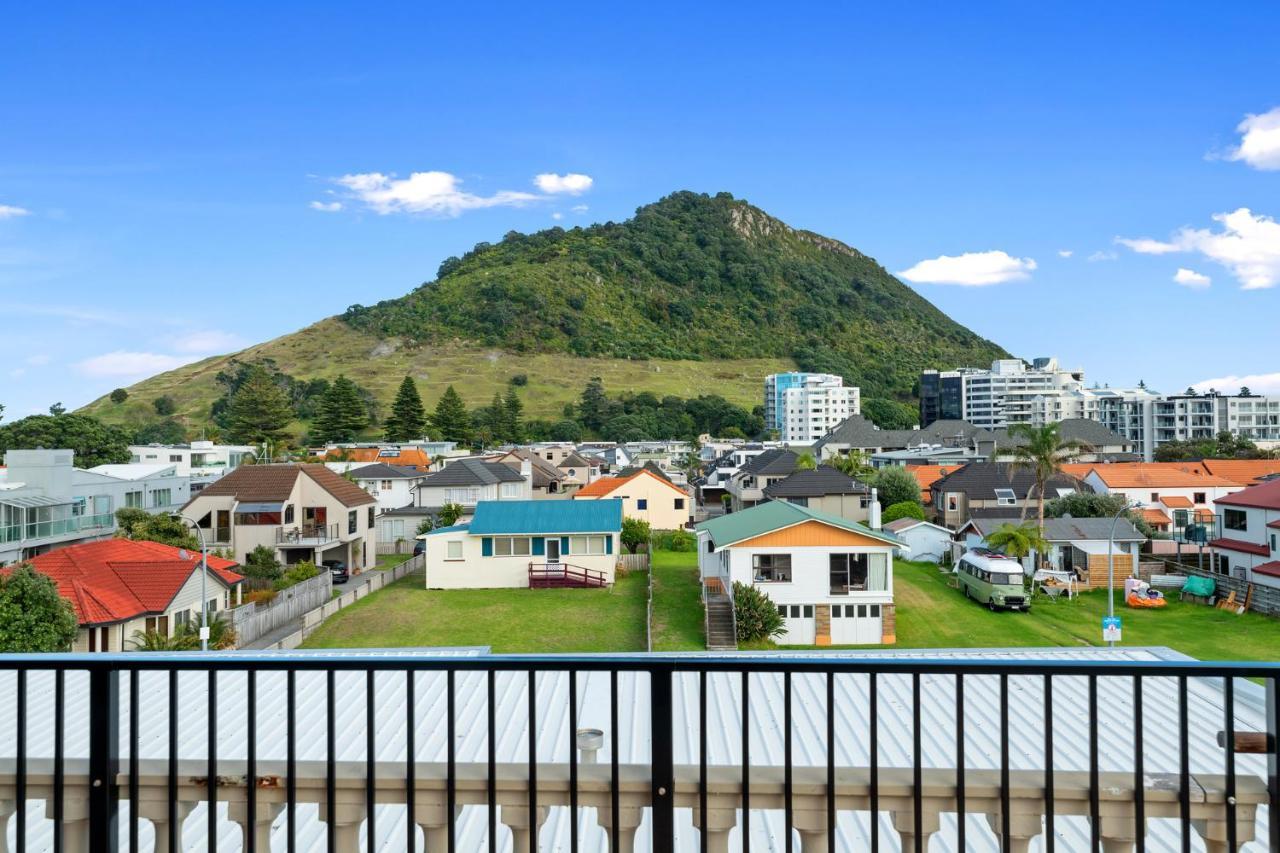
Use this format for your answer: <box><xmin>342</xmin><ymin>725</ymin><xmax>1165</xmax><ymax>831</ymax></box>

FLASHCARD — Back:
<box><xmin>546</xmin><ymin>538</ymin><xmax>561</xmax><ymax>564</ymax></box>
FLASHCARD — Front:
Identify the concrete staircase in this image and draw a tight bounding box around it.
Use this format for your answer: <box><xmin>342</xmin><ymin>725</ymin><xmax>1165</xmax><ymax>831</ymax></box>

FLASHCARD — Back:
<box><xmin>705</xmin><ymin>592</ymin><xmax>737</xmax><ymax>651</ymax></box>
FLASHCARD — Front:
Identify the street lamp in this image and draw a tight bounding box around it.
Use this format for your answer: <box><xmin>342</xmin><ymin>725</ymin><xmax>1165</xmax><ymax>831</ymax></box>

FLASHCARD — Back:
<box><xmin>172</xmin><ymin>514</ymin><xmax>210</xmax><ymax>651</ymax></box>
<box><xmin>1107</xmin><ymin>500</ymin><xmax>1143</xmax><ymax>648</ymax></box>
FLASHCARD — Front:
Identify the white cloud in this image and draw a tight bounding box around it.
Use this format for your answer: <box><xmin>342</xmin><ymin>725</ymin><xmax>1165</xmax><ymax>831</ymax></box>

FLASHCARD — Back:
<box><xmin>1057</xmin><ymin>250</ymin><xmax>1073</xmax><ymax>258</ymax></box>
<box><xmin>309</xmin><ymin>200</ymin><xmax>343</xmax><ymax>212</ymax></box>
<box><xmin>1117</xmin><ymin>208</ymin><xmax>1280</xmax><ymax>290</ymax></box>
<box><xmin>171</xmin><ymin>330</ymin><xmax>247</xmax><ymax>355</ymax></box>
<box><xmin>334</xmin><ymin>171</ymin><xmax>537</xmax><ymax>217</ymax></box>
<box><xmin>1192</xmin><ymin>372</ymin><xmax>1280</xmax><ymax>396</ymax></box>
<box><xmin>1226</xmin><ymin>106</ymin><xmax>1280</xmax><ymax>171</ymax></box>
<box><xmin>75</xmin><ymin>351</ymin><xmax>195</xmax><ymax>378</ymax></box>
<box><xmin>1087</xmin><ymin>250</ymin><xmax>1118</xmax><ymax>262</ymax></box>
<box><xmin>551</xmin><ymin>212</ymin><xmax>564</xmax><ymax>221</ymax></box>
<box><xmin>24</xmin><ymin>354</ymin><xmax>50</xmax><ymax>366</ymax></box>
<box><xmin>534</xmin><ymin>173</ymin><xmax>593</xmax><ymax>195</ymax></box>
<box><xmin>571</xmin><ymin>204</ymin><xmax>589</xmax><ymax>213</ymax></box>
<box><xmin>898</xmin><ymin>250</ymin><xmax>1036</xmax><ymax>286</ymax></box>
<box><xmin>0</xmin><ymin>204</ymin><xmax>30</xmax><ymax>219</ymax></box>
<box><xmin>1173</xmin><ymin>268</ymin><xmax>1211</xmax><ymax>288</ymax></box>
<box><xmin>8</xmin><ymin>368</ymin><xmax>25</xmax><ymax>379</ymax></box>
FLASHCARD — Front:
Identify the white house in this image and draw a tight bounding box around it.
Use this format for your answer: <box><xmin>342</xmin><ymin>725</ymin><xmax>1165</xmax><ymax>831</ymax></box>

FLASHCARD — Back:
<box><xmin>1078</xmin><ymin>463</ymin><xmax>1242</xmax><ymax>533</ymax></box>
<box><xmin>1</xmin><ymin>449</ymin><xmax>119</xmax><ymax>565</ymax></box>
<box><xmin>1208</xmin><ymin>478</ymin><xmax>1280</xmax><ymax>585</ymax></box>
<box><xmin>695</xmin><ymin>501</ymin><xmax>900</xmax><ymax>646</ymax></box>
<box><xmin>78</xmin><ymin>462</ymin><xmax>191</xmax><ymax>514</ymax></box>
<box><xmin>347</xmin><ymin>462</ymin><xmax>430</xmax><ymax>513</ymax></box>
<box><xmin>129</xmin><ymin>440</ymin><xmax>255</xmax><ymax>493</ymax></box>
<box><xmin>414</xmin><ymin>457</ymin><xmax>532</xmax><ymax>512</ymax></box>
<box><xmin>882</xmin><ymin>518</ymin><xmax>954</xmax><ymax>563</ymax></box>
<box><xmin>421</xmin><ymin>499</ymin><xmax>622</xmax><ymax>589</ymax></box>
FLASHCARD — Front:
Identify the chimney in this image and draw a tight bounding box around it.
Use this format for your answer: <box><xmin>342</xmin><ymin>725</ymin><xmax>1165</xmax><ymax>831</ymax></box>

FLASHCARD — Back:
<box><xmin>869</xmin><ymin>487</ymin><xmax>882</xmax><ymax>530</ymax></box>
<box><xmin>520</xmin><ymin>455</ymin><xmax>532</xmax><ymax>481</ymax></box>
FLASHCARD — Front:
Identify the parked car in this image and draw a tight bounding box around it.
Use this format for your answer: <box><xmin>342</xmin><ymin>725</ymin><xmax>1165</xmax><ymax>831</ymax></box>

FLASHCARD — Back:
<box><xmin>323</xmin><ymin>559</ymin><xmax>349</xmax><ymax>584</ymax></box>
<box><xmin>413</xmin><ymin>539</ymin><xmax>425</xmax><ymax>557</ymax></box>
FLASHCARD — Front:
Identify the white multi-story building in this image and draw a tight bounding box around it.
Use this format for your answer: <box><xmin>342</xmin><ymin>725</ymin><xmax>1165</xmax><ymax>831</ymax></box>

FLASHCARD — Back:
<box><xmin>1030</xmin><ymin>386</ymin><xmax>1162</xmax><ymax>459</ymax></box>
<box><xmin>920</xmin><ymin>358</ymin><xmax>1084</xmax><ymax>430</ymax></box>
<box><xmin>764</xmin><ymin>372</ymin><xmax>859</xmax><ymax>442</ymax></box>
<box><xmin>129</xmin><ymin>440</ymin><xmax>255</xmax><ymax>493</ymax></box>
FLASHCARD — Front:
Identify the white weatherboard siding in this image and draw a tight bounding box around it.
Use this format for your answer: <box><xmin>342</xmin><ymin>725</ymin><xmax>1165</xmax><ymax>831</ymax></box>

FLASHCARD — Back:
<box><xmin>424</xmin><ymin>533</ymin><xmax>617</xmax><ymax>588</ymax></box>
<box><xmin>0</xmin><ymin>648</ymin><xmax>1269</xmax><ymax>851</ymax></box>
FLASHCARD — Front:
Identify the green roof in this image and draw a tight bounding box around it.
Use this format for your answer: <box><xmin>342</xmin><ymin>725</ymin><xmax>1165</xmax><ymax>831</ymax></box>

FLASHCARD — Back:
<box><xmin>695</xmin><ymin>500</ymin><xmax>902</xmax><ymax>548</ymax></box>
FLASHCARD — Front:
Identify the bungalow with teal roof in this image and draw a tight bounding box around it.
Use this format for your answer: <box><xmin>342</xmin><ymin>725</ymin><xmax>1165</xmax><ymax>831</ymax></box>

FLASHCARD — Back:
<box><xmin>422</xmin><ymin>499</ymin><xmax>623</xmax><ymax>589</ymax></box>
<box><xmin>696</xmin><ymin>501</ymin><xmax>901</xmax><ymax>646</ymax></box>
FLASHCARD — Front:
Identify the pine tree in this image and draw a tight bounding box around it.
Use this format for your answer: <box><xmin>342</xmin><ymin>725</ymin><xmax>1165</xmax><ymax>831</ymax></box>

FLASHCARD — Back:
<box><xmin>227</xmin><ymin>365</ymin><xmax>294</xmax><ymax>444</ymax></box>
<box><xmin>503</xmin><ymin>384</ymin><xmax>524</xmax><ymax>444</ymax></box>
<box><xmin>579</xmin><ymin>377</ymin><xmax>608</xmax><ymax>432</ymax></box>
<box><xmin>487</xmin><ymin>392</ymin><xmax>506</xmax><ymax>444</ymax></box>
<box><xmin>385</xmin><ymin>376</ymin><xmax>427</xmax><ymax>441</ymax></box>
<box><xmin>313</xmin><ymin>375</ymin><xmax>368</xmax><ymax>443</ymax></box>
<box><xmin>432</xmin><ymin>386</ymin><xmax>472</xmax><ymax>443</ymax></box>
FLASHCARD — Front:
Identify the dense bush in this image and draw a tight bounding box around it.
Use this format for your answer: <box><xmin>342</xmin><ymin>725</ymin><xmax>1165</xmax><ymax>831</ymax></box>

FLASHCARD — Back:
<box><xmin>870</xmin><ymin>466</ymin><xmax>920</xmax><ymax>508</ymax></box>
<box><xmin>273</xmin><ymin>560</ymin><xmax>319</xmax><ymax>591</ymax></box>
<box><xmin>733</xmin><ymin>581</ymin><xmax>786</xmax><ymax>643</ymax></box>
<box><xmin>242</xmin><ymin>545</ymin><xmax>282</xmax><ymax>581</ymax></box>
<box><xmin>881</xmin><ymin>500</ymin><xmax>925</xmax><ymax>523</ymax></box>
<box><xmin>654</xmin><ymin>529</ymin><xmax>696</xmax><ymax>552</ymax></box>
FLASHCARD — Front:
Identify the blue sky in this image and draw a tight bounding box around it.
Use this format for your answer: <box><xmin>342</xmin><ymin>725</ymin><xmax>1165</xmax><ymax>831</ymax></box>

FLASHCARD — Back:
<box><xmin>2</xmin><ymin>3</ymin><xmax>1278</xmax><ymax>417</ymax></box>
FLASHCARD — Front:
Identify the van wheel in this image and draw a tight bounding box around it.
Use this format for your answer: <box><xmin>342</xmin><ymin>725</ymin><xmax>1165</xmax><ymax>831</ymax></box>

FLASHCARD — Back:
<box><xmin>987</xmin><ymin>599</ymin><xmax>997</xmax><ymax>611</ymax></box>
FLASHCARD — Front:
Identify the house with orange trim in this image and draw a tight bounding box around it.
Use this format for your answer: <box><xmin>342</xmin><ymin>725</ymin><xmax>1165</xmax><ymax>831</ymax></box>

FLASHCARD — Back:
<box><xmin>1078</xmin><ymin>463</ymin><xmax>1242</xmax><ymax>533</ymax></box>
<box><xmin>695</xmin><ymin>501</ymin><xmax>900</xmax><ymax>645</ymax></box>
<box><xmin>573</xmin><ymin>468</ymin><xmax>692</xmax><ymax>530</ymax></box>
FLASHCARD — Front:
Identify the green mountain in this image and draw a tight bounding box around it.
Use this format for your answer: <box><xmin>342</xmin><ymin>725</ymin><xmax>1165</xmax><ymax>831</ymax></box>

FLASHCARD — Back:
<box><xmin>83</xmin><ymin>191</ymin><xmax>1007</xmax><ymax>435</ymax></box>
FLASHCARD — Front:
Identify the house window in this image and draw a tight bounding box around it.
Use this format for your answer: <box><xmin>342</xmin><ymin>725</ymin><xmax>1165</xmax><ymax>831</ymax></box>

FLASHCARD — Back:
<box><xmin>1194</xmin><ymin>492</ymin><xmax>1206</xmax><ymax>504</ymax></box>
<box><xmin>125</xmin><ymin>490</ymin><xmax>143</xmax><ymax>508</ymax></box>
<box><xmin>348</xmin><ymin>510</ymin><xmax>358</xmax><ymax>534</ymax></box>
<box><xmin>381</xmin><ymin>480</ymin><xmax>393</xmax><ymax>490</ymax></box>
<box><xmin>446</xmin><ymin>540</ymin><xmax>463</xmax><ymax>560</ymax></box>
<box><xmin>568</xmin><ymin>535</ymin><xmax>608</xmax><ymax>555</ymax></box>
<box><xmin>1151</xmin><ymin>493</ymin><xmax>1160</xmax><ymax>502</ymax></box>
<box><xmin>494</xmin><ymin>536</ymin><xmax>532</xmax><ymax>557</ymax></box>
<box><xmin>144</xmin><ymin>615</ymin><xmax>169</xmax><ymax>636</ymax></box>
<box><xmin>637</xmin><ymin>499</ymin><xmax>648</xmax><ymax>510</ymax></box>
<box><xmin>752</xmin><ymin>554</ymin><xmax>792</xmax><ymax>583</ymax></box>
<box><xmin>368</xmin><ymin>507</ymin><xmax>376</xmax><ymax>527</ymax></box>
<box><xmin>446</xmin><ymin>487</ymin><xmax>481</xmax><ymax>505</ymax></box>
<box><xmin>785</xmin><ymin>497</ymin><xmax>809</xmax><ymax>507</ymax></box>
<box><xmin>947</xmin><ymin>495</ymin><xmax>958</xmax><ymax>512</ymax></box>
<box><xmin>501</xmin><ymin>483</ymin><xmax>522</xmax><ymax>498</ymax></box>
<box><xmin>674</xmin><ymin>498</ymin><xmax>685</xmax><ymax>510</ymax></box>
<box><xmin>284</xmin><ymin>504</ymin><xmax>295</xmax><ymax>524</ymax></box>
<box><xmin>994</xmin><ymin>488</ymin><xmax>1016</xmax><ymax>506</ymax></box>
<box><xmin>829</xmin><ymin>554</ymin><xmax>869</xmax><ymax>594</ymax></box>
<box><xmin>1224</xmin><ymin>509</ymin><xmax>1248</xmax><ymax>532</ymax></box>
<box><xmin>151</xmin><ymin>489</ymin><xmax>171</xmax><ymax>508</ymax></box>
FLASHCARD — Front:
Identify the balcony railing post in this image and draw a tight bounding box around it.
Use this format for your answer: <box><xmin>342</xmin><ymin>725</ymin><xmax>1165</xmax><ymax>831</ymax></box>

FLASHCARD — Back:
<box><xmin>89</xmin><ymin>666</ymin><xmax>120</xmax><ymax>853</ymax></box>
<box><xmin>1268</xmin><ymin>675</ymin><xmax>1280</xmax><ymax>850</ymax></box>
<box><xmin>650</xmin><ymin>664</ymin><xmax>675</xmax><ymax>852</ymax></box>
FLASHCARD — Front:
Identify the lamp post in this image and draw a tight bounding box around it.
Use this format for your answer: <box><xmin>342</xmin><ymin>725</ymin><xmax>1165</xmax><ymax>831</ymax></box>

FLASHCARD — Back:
<box><xmin>1107</xmin><ymin>500</ymin><xmax>1142</xmax><ymax>648</ymax></box>
<box><xmin>173</xmin><ymin>515</ymin><xmax>210</xmax><ymax>651</ymax></box>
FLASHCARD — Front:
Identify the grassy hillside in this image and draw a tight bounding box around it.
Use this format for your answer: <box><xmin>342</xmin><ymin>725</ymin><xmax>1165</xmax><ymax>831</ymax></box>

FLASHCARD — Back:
<box><xmin>81</xmin><ymin>317</ymin><xmax>789</xmax><ymax>431</ymax></box>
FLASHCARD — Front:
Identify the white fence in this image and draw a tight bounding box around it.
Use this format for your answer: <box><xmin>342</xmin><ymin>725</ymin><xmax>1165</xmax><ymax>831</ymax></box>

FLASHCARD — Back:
<box><xmin>259</xmin><ymin>553</ymin><xmax>425</xmax><ymax>650</ymax></box>
<box><xmin>230</xmin><ymin>571</ymin><xmax>334</xmax><ymax>646</ymax></box>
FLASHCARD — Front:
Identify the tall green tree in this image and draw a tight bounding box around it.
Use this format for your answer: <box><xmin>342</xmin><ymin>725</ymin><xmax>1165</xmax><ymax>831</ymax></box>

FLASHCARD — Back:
<box><xmin>431</xmin><ymin>386</ymin><xmax>472</xmax><ymax>443</ymax></box>
<box><xmin>226</xmin><ymin>365</ymin><xmax>294</xmax><ymax>444</ymax></box>
<box><xmin>0</xmin><ymin>413</ymin><xmax>132</xmax><ymax>467</ymax></box>
<box><xmin>486</xmin><ymin>391</ymin><xmax>507</xmax><ymax>444</ymax></box>
<box><xmin>1004</xmin><ymin>422</ymin><xmax>1087</xmax><ymax>538</ymax></box>
<box><xmin>313</xmin><ymin>375</ymin><xmax>368</xmax><ymax>443</ymax></box>
<box><xmin>579</xmin><ymin>377</ymin><xmax>608</xmax><ymax>432</ymax></box>
<box><xmin>870</xmin><ymin>465</ymin><xmax>920</xmax><ymax>508</ymax></box>
<box><xmin>115</xmin><ymin>508</ymin><xmax>199</xmax><ymax>549</ymax></box>
<box><xmin>795</xmin><ymin>451</ymin><xmax>818</xmax><ymax>471</ymax></box>
<box><xmin>0</xmin><ymin>564</ymin><xmax>79</xmax><ymax>652</ymax></box>
<box><xmin>503</xmin><ymin>384</ymin><xmax>525</xmax><ymax>444</ymax></box>
<box><xmin>385</xmin><ymin>375</ymin><xmax>427</xmax><ymax>441</ymax></box>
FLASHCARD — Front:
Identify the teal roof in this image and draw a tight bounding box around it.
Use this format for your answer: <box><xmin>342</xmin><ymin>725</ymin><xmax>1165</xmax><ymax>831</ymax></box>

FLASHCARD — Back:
<box><xmin>468</xmin><ymin>499</ymin><xmax>622</xmax><ymax>535</ymax></box>
<box><xmin>423</xmin><ymin>523</ymin><xmax>470</xmax><ymax>537</ymax></box>
<box><xmin>695</xmin><ymin>500</ymin><xmax>902</xmax><ymax>548</ymax></box>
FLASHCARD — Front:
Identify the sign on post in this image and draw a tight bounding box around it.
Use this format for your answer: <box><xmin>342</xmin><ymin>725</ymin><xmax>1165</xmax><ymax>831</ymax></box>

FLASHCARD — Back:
<box><xmin>1102</xmin><ymin>616</ymin><xmax>1122</xmax><ymax>644</ymax></box>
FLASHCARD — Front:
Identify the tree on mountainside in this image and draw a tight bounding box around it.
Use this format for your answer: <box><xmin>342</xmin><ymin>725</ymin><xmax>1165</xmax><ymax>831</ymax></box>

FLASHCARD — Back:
<box><xmin>503</xmin><ymin>384</ymin><xmax>525</xmax><ymax>444</ymax></box>
<box><xmin>312</xmin><ymin>375</ymin><xmax>368</xmax><ymax>443</ymax></box>
<box><xmin>226</xmin><ymin>365</ymin><xmax>294</xmax><ymax>444</ymax></box>
<box><xmin>133</xmin><ymin>419</ymin><xmax>187</xmax><ymax>445</ymax></box>
<box><xmin>0</xmin><ymin>413</ymin><xmax>132</xmax><ymax>467</ymax></box>
<box><xmin>384</xmin><ymin>376</ymin><xmax>427</xmax><ymax>441</ymax></box>
<box><xmin>153</xmin><ymin>396</ymin><xmax>176</xmax><ymax>416</ymax></box>
<box><xmin>110</xmin><ymin>388</ymin><xmax>129</xmax><ymax>404</ymax></box>
<box><xmin>579</xmin><ymin>378</ymin><xmax>609</xmax><ymax>433</ymax></box>
<box><xmin>431</xmin><ymin>386</ymin><xmax>472</xmax><ymax>444</ymax></box>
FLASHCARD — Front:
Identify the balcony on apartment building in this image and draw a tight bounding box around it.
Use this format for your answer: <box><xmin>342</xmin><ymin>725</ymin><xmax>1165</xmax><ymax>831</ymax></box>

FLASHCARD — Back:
<box><xmin>275</xmin><ymin>522</ymin><xmax>343</xmax><ymax>547</ymax></box>
<box><xmin>0</xmin><ymin>650</ymin><xmax>1276</xmax><ymax>852</ymax></box>
<box><xmin>0</xmin><ymin>495</ymin><xmax>114</xmax><ymax>547</ymax></box>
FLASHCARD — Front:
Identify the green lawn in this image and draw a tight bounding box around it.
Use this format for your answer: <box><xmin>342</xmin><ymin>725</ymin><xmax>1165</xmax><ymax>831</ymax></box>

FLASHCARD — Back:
<box><xmin>301</xmin><ymin>570</ymin><xmax>648</xmax><ymax>652</ymax></box>
<box><xmin>649</xmin><ymin>548</ymin><xmax>705</xmax><ymax>650</ymax></box>
<box><xmin>374</xmin><ymin>552</ymin><xmax>414</xmax><ymax>570</ymax></box>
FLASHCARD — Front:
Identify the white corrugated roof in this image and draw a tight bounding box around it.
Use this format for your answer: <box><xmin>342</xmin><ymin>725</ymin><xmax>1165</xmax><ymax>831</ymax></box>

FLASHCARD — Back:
<box><xmin>0</xmin><ymin>647</ymin><xmax>1269</xmax><ymax>851</ymax></box>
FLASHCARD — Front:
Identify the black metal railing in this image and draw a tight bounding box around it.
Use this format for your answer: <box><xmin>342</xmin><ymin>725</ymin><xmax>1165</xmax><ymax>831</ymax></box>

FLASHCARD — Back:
<box><xmin>0</xmin><ymin>653</ymin><xmax>1277</xmax><ymax>851</ymax></box>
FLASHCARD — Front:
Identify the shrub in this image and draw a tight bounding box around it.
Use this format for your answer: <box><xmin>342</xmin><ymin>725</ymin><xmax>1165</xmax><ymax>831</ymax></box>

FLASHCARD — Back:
<box><xmin>870</xmin><ymin>466</ymin><xmax>920</xmax><ymax>508</ymax></box>
<box><xmin>273</xmin><ymin>560</ymin><xmax>319</xmax><ymax>591</ymax></box>
<box><xmin>621</xmin><ymin>517</ymin><xmax>652</xmax><ymax>554</ymax></box>
<box><xmin>109</xmin><ymin>388</ymin><xmax>129</xmax><ymax>404</ymax></box>
<box><xmin>654</xmin><ymin>529</ymin><xmax>696</xmax><ymax>552</ymax></box>
<box><xmin>242</xmin><ymin>545</ymin><xmax>282</xmax><ymax>581</ymax></box>
<box><xmin>244</xmin><ymin>588</ymin><xmax>278</xmax><ymax>607</ymax></box>
<box><xmin>881</xmin><ymin>500</ymin><xmax>925</xmax><ymax>524</ymax></box>
<box><xmin>732</xmin><ymin>581</ymin><xmax>786</xmax><ymax>643</ymax></box>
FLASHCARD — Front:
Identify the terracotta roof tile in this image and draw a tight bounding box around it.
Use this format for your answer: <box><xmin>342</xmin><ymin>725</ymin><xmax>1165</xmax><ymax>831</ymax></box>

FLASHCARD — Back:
<box><xmin>1159</xmin><ymin>496</ymin><xmax>1194</xmax><ymax>508</ymax></box>
<box><xmin>1139</xmin><ymin>508</ymin><xmax>1172</xmax><ymax>526</ymax></box>
<box><xmin>575</xmin><ymin>469</ymin><xmax>688</xmax><ymax>499</ymax></box>
<box><xmin>1199</xmin><ymin>460</ymin><xmax>1280</xmax><ymax>486</ymax></box>
<box><xmin>1084</xmin><ymin>462</ymin><xmax>1236</xmax><ymax>488</ymax></box>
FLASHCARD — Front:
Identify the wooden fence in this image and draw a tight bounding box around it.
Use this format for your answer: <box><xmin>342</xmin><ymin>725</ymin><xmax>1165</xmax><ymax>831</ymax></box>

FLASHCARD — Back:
<box><xmin>257</xmin><ymin>553</ymin><xmax>426</xmax><ymax>650</ymax></box>
<box><xmin>1151</xmin><ymin>557</ymin><xmax>1280</xmax><ymax>618</ymax></box>
<box><xmin>230</xmin><ymin>571</ymin><xmax>333</xmax><ymax>646</ymax></box>
<box><xmin>618</xmin><ymin>553</ymin><xmax>650</xmax><ymax>573</ymax></box>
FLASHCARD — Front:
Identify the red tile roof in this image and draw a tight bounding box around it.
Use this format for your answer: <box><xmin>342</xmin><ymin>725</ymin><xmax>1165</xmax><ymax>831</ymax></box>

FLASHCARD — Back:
<box><xmin>1200</xmin><ymin>460</ymin><xmax>1280</xmax><ymax>486</ymax></box>
<box><xmin>19</xmin><ymin>539</ymin><xmax>242</xmax><ymax>626</ymax></box>
<box><xmin>1139</xmin><ymin>508</ymin><xmax>1172</xmax><ymax>526</ymax></box>
<box><xmin>574</xmin><ymin>468</ymin><xmax>688</xmax><ymax>499</ymax></box>
<box><xmin>1085</xmin><ymin>462</ymin><xmax>1235</xmax><ymax>488</ymax></box>
<box><xmin>909</xmin><ymin>465</ymin><xmax>963</xmax><ymax>502</ymax></box>
<box><xmin>1208</xmin><ymin>537</ymin><xmax>1271</xmax><ymax>557</ymax></box>
<box><xmin>1252</xmin><ymin>560</ymin><xmax>1280</xmax><ymax>579</ymax></box>
<box><xmin>323</xmin><ymin>446</ymin><xmax>432</xmax><ymax>471</ymax></box>
<box><xmin>1159</xmin><ymin>495</ymin><xmax>1193</xmax><ymax>508</ymax></box>
<box><xmin>1215</xmin><ymin>477</ymin><xmax>1280</xmax><ymax>510</ymax></box>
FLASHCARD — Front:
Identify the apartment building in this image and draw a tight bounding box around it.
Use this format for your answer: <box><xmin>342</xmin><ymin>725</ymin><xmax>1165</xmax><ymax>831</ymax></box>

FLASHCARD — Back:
<box><xmin>764</xmin><ymin>372</ymin><xmax>860</xmax><ymax>441</ymax></box>
<box><xmin>919</xmin><ymin>357</ymin><xmax>1085</xmax><ymax>429</ymax></box>
<box><xmin>129</xmin><ymin>440</ymin><xmax>255</xmax><ymax>493</ymax></box>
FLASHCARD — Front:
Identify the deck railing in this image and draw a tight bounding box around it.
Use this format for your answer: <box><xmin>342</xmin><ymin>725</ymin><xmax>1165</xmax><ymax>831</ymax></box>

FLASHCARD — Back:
<box><xmin>0</xmin><ymin>653</ymin><xmax>1277</xmax><ymax>850</ymax></box>
<box><xmin>527</xmin><ymin>563</ymin><xmax>608</xmax><ymax>588</ymax></box>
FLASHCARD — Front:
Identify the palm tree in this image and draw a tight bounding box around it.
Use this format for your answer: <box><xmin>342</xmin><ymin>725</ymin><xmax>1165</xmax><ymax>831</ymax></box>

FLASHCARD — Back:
<box><xmin>795</xmin><ymin>451</ymin><xmax>818</xmax><ymax>471</ymax></box>
<box><xmin>985</xmin><ymin>521</ymin><xmax>1050</xmax><ymax>564</ymax></box>
<box><xmin>1004</xmin><ymin>422</ymin><xmax>1088</xmax><ymax>542</ymax></box>
<box><xmin>130</xmin><ymin>629</ymin><xmax>192</xmax><ymax>651</ymax></box>
<box><xmin>830</xmin><ymin>450</ymin><xmax>875</xmax><ymax>480</ymax></box>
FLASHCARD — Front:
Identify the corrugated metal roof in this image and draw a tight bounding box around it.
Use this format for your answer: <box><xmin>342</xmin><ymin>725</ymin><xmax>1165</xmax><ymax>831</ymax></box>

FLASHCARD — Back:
<box><xmin>0</xmin><ymin>647</ymin><xmax>1268</xmax><ymax>852</ymax></box>
<box><xmin>0</xmin><ymin>494</ymin><xmax>71</xmax><ymax>508</ymax></box>
<box><xmin>468</xmin><ymin>499</ymin><xmax>622</xmax><ymax>535</ymax></box>
<box><xmin>697</xmin><ymin>500</ymin><xmax>901</xmax><ymax>548</ymax></box>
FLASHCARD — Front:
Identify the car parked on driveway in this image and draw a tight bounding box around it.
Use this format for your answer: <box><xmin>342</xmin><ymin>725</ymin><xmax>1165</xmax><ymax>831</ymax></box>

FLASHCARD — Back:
<box><xmin>323</xmin><ymin>559</ymin><xmax>349</xmax><ymax>584</ymax></box>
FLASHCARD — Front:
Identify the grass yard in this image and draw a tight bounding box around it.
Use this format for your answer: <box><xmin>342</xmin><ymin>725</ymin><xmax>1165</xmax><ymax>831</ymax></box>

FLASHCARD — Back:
<box><xmin>649</xmin><ymin>548</ymin><xmax>705</xmax><ymax>650</ymax></box>
<box><xmin>374</xmin><ymin>552</ymin><xmax>414</xmax><ymax>570</ymax></box>
<box><xmin>301</xmin><ymin>570</ymin><xmax>648</xmax><ymax>652</ymax></box>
